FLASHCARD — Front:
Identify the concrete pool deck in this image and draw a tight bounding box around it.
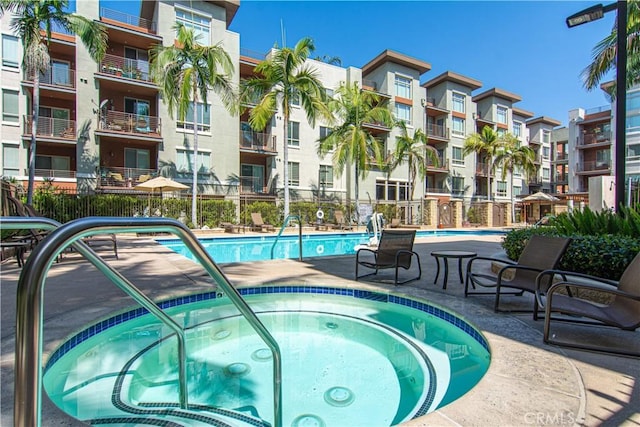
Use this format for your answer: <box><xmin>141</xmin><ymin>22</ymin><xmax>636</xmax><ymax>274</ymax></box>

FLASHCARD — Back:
<box><xmin>1</xmin><ymin>232</ymin><xmax>638</xmax><ymax>426</ymax></box>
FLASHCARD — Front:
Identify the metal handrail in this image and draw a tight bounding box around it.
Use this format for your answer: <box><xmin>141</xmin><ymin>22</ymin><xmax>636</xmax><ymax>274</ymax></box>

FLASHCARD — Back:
<box><xmin>271</xmin><ymin>214</ymin><xmax>302</xmax><ymax>260</ymax></box>
<box><xmin>6</xmin><ymin>217</ymin><xmax>282</xmax><ymax>427</ymax></box>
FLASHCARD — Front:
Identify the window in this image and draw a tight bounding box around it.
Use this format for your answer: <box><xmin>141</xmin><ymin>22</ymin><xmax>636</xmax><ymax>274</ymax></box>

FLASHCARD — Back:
<box><xmin>35</xmin><ymin>155</ymin><xmax>70</xmax><ymax>171</ymax></box>
<box><xmin>394</xmin><ymin>75</ymin><xmax>412</xmax><ymax>99</ymax></box>
<box><xmin>177</xmin><ymin>102</ymin><xmax>210</xmax><ymax>132</ymax></box>
<box><xmin>496</xmin><ymin>106</ymin><xmax>508</xmax><ymax>124</ymax></box>
<box><xmin>176</xmin><ymin>9</ymin><xmax>210</xmax><ymax>43</ymax></box>
<box><xmin>451</xmin><ymin>117</ymin><xmax>465</xmax><ymax>137</ymax></box>
<box><xmin>542</xmin><ymin>129</ymin><xmax>551</xmax><ymax>144</ymax></box>
<box><xmin>177</xmin><ymin>148</ymin><xmax>210</xmax><ymax>173</ymax></box>
<box><xmin>496</xmin><ymin>128</ymin><xmax>506</xmax><ymax>137</ymax></box>
<box><xmin>513</xmin><ymin>121</ymin><xmax>522</xmax><ymax>138</ymax></box>
<box><xmin>319</xmin><ymin>126</ymin><xmax>330</xmax><ymax>139</ymax></box>
<box><xmin>288</xmin><ymin>161</ymin><xmax>299</xmax><ymax>186</ymax></box>
<box><xmin>452</xmin><ymin>177</ymin><xmax>464</xmax><ymax>195</ymax></box>
<box><xmin>290</xmin><ymin>91</ymin><xmax>300</xmax><ymax>107</ymax></box>
<box><xmin>125</xmin><ymin>148</ymin><xmax>150</xmax><ymax>169</ymax></box>
<box><xmin>452</xmin><ymin>146</ymin><xmax>464</xmax><ymax>166</ymax></box>
<box><xmin>124</xmin><ymin>47</ymin><xmax>149</xmax><ymax>79</ymax></box>
<box><xmin>452</xmin><ymin>92</ymin><xmax>465</xmax><ymax>113</ymax></box>
<box><xmin>324</xmin><ymin>87</ymin><xmax>334</xmax><ymax>98</ymax></box>
<box><xmin>497</xmin><ymin>181</ymin><xmax>507</xmax><ymax>197</ymax></box>
<box><xmin>628</xmin><ymin>144</ymin><xmax>640</xmax><ymax>158</ymax></box>
<box><xmin>596</xmin><ymin>149</ymin><xmax>610</xmax><ymax>168</ymax></box>
<box><xmin>513</xmin><ymin>186</ymin><xmax>522</xmax><ymax>196</ymax></box>
<box><xmin>2</xmin><ymin>89</ymin><xmax>18</xmax><ymax>123</ymax></box>
<box><xmin>2</xmin><ymin>143</ymin><xmax>19</xmax><ymax>176</ymax></box>
<box><xmin>394</xmin><ymin>103</ymin><xmax>411</xmax><ymax>125</ymax></box>
<box><xmin>319</xmin><ymin>164</ymin><xmax>333</xmax><ymax>188</ymax></box>
<box><xmin>514</xmin><ymin>166</ymin><xmax>522</xmax><ymax>178</ymax></box>
<box><xmin>2</xmin><ymin>34</ymin><xmax>19</xmax><ymax>68</ymax></box>
<box><xmin>376</xmin><ymin>180</ymin><xmax>409</xmax><ymax>201</ymax></box>
<box><xmin>542</xmin><ymin>146</ymin><xmax>550</xmax><ymax>159</ymax></box>
<box><xmin>542</xmin><ymin>167</ymin><xmax>550</xmax><ymax>180</ymax></box>
<box><xmin>288</xmin><ymin>121</ymin><xmax>300</xmax><ymax>147</ymax></box>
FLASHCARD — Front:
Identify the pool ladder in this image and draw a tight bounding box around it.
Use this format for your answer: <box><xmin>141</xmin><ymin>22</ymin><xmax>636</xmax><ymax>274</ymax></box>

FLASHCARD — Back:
<box><xmin>3</xmin><ymin>216</ymin><xmax>283</xmax><ymax>427</ymax></box>
<box><xmin>270</xmin><ymin>214</ymin><xmax>303</xmax><ymax>260</ymax></box>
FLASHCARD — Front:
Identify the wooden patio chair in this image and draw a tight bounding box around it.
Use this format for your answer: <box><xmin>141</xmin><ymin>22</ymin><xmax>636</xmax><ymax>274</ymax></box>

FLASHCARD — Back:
<box><xmin>250</xmin><ymin>212</ymin><xmax>275</xmax><ymax>232</ymax></box>
<box><xmin>330</xmin><ymin>210</ymin><xmax>353</xmax><ymax>230</ymax></box>
<box><xmin>464</xmin><ymin>235</ymin><xmax>572</xmax><ymax>313</ymax></box>
<box><xmin>355</xmin><ymin>229</ymin><xmax>421</xmax><ymax>285</ymax></box>
<box><xmin>534</xmin><ymin>252</ymin><xmax>640</xmax><ymax>357</ymax></box>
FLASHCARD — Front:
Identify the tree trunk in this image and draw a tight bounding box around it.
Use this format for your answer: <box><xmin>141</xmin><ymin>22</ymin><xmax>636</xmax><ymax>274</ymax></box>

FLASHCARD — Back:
<box><xmin>354</xmin><ymin>162</ymin><xmax>359</xmax><ymax>225</ymax></box>
<box><xmin>283</xmin><ymin>115</ymin><xmax>290</xmax><ymax>218</ymax></box>
<box><xmin>191</xmin><ymin>90</ymin><xmax>199</xmax><ymax>227</ymax></box>
<box><xmin>27</xmin><ymin>73</ymin><xmax>40</xmax><ymax>205</ymax></box>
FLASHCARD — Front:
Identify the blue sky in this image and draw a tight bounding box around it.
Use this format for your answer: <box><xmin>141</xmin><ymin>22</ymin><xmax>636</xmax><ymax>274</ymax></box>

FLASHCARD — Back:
<box><xmin>101</xmin><ymin>0</ymin><xmax>618</xmax><ymax>127</ymax></box>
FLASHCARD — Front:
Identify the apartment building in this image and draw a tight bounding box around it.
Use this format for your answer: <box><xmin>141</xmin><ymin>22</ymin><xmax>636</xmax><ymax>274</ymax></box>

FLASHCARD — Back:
<box><xmin>1</xmin><ymin>0</ymin><xmax>564</xmax><ymax>221</ymax></box>
<box><xmin>551</xmin><ymin>126</ymin><xmax>569</xmax><ymax>194</ymax></box>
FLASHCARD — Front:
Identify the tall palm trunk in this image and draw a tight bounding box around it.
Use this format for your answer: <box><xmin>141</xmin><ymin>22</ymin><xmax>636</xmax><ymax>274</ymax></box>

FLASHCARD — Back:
<box><xmin>283</xmin><ymin>114</ymin><xmax>290</xmax><ymax>218</ymax></box>
<box><xmin>191</xmin><ymin>86</ymin><xmax>199</xmax><ymax>227</ymax></box>
<box><xmin>510</xmin><ymin>171</ymin><xmax>516</xmax><ymax>223</ymax></box>
<box><xmin>354</xmin><ymin>162</ymin><xmax>360</xmax><ymax>224</ymax></box>
<box><xmin>27</xmin><ymin>72</ymin><xmax>41</xmax><ymax>204</ymax></box>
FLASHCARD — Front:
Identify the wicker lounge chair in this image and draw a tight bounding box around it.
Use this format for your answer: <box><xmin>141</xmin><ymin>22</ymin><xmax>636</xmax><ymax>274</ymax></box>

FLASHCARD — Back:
<box><xmin>464</xmin><ymin>235</ymin><xmax>572</xmax><ymax>313</ymax></box>
<box><xmin>355</xmin><ymin>229</ymin><xmax>421</xmax><ymax>285</ymax></box>
<box><xmin>535</xmin><ymin>252</ymin><xmax>640</xmax><ymax>357</ymax></box>
<box><xmin>330</xmin><ymin>210</ymin><xmax>353</xmax><ymax>230</ymax></box>
<box><xmin>250</xmin><ymin>212</ymin><xmax>275</xmax><ymax>232</ymax></box>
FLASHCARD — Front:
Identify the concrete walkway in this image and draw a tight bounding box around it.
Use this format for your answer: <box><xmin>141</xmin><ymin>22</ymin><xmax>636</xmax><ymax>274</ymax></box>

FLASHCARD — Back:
<box><xmin>1</xmin><ymin>232</ymin><xmax>638</xmax><ymax>426</ymax></box>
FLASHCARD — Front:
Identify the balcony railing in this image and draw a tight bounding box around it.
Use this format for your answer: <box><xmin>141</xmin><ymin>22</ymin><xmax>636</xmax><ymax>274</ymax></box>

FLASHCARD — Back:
<box><xmin>98</xmin><ymin>110</ymin><xmax>161</xmax><ymax>137</ymax></box>
<box><xmin>100</xmin><ymin>7</ymin><xmax>156</xmax><ymax>33</ymax></box>
<box><xmin>27</xmin><ymin>66</ymin><xmax>75</xmax><ymax>88</ymax></box>
<box><xmin>427</xmin><ymin>123</ymin><xmax>448</xmax><ymax>139</ymax></box>
<box><xmin>99</xmin><ymin>54</ymin><xmax>151</xmax><ymax>83</ymax></box>
<box><xmin>23</xmin><ymin>116</ymin><xmax>76</xmax><ymax>140</ymax></box>
<box><xmin>475</xmin><ymin>162</ymin><xmax>494</xmax><ymax>177</ymax></box>
<box><xmin>578</xmin><ymin>160</ymin><xmax>611</xmax><ymax>172</ymax></box>
<box><xmin>98</xmin><ymin>167</ymin><xmax>157</xmax><ymax>188</ymax></box>
<box><xmin>240</xmin><ymin>48</ymin><xmax>267</xmax><ymax>62</ymax></box>
<box><xmin>555</xmin><ymin>152</ymin><xmax>568</xmax><ymax>161</ymax></box>
<box><xmin>362</xmin><ymin>79</ymin><xmax>389</xmax><ymax>96</ymax></box>
<box><xmin>425</xmin><ymin>187</ymin><xmax>452</xmax><ymax>194</ymax></box>
<box><xmin>425</xmin><ymin>97</ymin><xmax>437</xmax><ymax>107</ymax></box>
<box><xmin>529</xmin><ymin>177</ymin><xmax>543</xmax><ymax>185</ymax></box>
<box><xmin>33</xmin><ymin>168</ymin><xmax>76</xmax><ymax>179</ymax></box>
<box><xmin>239</xmin><ymin>176</ymin><xmax>270</xmax><ymax>194</ymax></box>
<box><xmin>426</xmin><ymin>156</ymin><xmax>449</xmax><ymax>171</ymax></box>
<box><xmin>578</xmin><ymin>131</ymin><xmax>612</xmax><ymax>146</ymax></box>
<box><xmin>240</xmin><ymin>128</ymin><xmax>277</xmax><ymax>152</ymax></box>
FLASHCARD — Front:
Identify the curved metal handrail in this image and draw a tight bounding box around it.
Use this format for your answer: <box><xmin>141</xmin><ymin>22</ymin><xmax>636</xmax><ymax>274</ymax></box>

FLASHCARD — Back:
<box><xmin>5</xmin><ymin>217</ymin><xmax>282</xmax><ymax>427</ymax></box>
<box><xmin>270</xmin><ymin>214</ymin><xmax>302</xmax><ymax>260</ymax></box>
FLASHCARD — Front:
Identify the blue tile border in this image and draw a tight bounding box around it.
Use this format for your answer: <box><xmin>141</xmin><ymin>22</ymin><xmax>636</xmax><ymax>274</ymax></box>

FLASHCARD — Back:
<box><xmin>45</xmin><ymin>285</ymin><xmax>489</xmax><ymax>371</ymax></box>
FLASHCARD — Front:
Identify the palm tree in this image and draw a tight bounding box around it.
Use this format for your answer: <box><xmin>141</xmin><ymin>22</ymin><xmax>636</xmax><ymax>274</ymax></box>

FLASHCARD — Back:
<box><xmin>494</xmin><ymin>133</ymin><xmax>536</xmax><ymax>222</ymax></box>
<box><xmin>581</xmin><ymin>0</ymin><xmax>640</xmax><ymax>93</ymax></box>
<box><xmin>240</xmin><ymin>37</ymin><xmax>330</xmax><ymax>218</ymax></box>
<box><xmin>317</xmin><ymin>81</ymin><xmax>394</xmax><ymax>223</ymax></box>
<box><xmin>463</xmin><ymin>125</ymin><xmax>503</xmax><ymax>201</ymax></box>
<box><xmin>0</xmin><ymin>0</ymin><xmax>107</xmax><ymax>204</ymax></box>
<box><xmin>151</xmin><ymin>22</ymin><xmax>235</xmax><ymax>227</ymax></box>
<box><xmin>393</xmin><ymin>121</ymin><xmax>439</xmax><ymax>223</ymax></box>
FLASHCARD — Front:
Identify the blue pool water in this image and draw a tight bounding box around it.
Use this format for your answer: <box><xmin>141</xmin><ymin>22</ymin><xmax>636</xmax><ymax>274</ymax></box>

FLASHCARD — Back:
<box><xmin>159</xmin><ymin>229</ymin><xmax>505</xmax><ymax>264</ymax></box>
<box><xmin>43</xmin><ymin>286</ymin><xmax>491</xmax><ymax>426</ymax></box>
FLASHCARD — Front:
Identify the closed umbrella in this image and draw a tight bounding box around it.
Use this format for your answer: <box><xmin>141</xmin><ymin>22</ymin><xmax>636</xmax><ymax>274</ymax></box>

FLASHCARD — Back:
<box><xmin>134</xmin><ymin>176</ymin><xmax>189</xmax><ymax>216</ymax></box>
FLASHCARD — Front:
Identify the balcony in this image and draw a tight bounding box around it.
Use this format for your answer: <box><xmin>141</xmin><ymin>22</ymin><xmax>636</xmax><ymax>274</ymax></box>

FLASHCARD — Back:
<box><xmin>425</xmin><ymin>156</ymin><xmax>449</xmax><ymax>172</ymax></box>
<box><xmin>99</xmin><ymin>54</ymin><xmax>151</xmax><ymax>83</ymax></box>
<box><xmin>100</xmin><ymin>7</ymin><xmax>156</xmax><ymax>34</ymax></box>
<box><xmin>361</xmin><ymin>79</ymin><xmax>390</xmax><ymax>97</ymax></box>
<box><xmin>554</xmin><ymin>152</ymin><xmax>568</xmax><ymax>161</ymax></box>
<box><xmin>26</xmin><ymin>66</ymin><xmax>75</xmax><ymax>89</ymax></box>
<box><xmin>475</xmin><ymin>162</ymin><xmax>494</xmax><ymax>177</ymax></box>
<box><xmin>33</xmin><ymin>168</ymin><xmax>76</xmax><ymax>179</ymax></box>
<box><xmin>239</xmin><ymin>176</ymin><xmax>272</xmax><ymax>195</ymax></box>
<box><xmin>240</xmin><ymin>127</ymin><xmax>277</xmax><ymax>153</ymax></box>
<box><xmin>23</xmin><ymin>116</ymin><xmax>76</xmax><ymax>141</ymax></box>
<box><xmin>577</xmin><ymin>160</ymin><xmax>611</xmax><ymax>173</ymax></box>
<box><xmin>98</xmin><ymin>111</ymin><xmax>161</xmax><ymax>137</ymax></box>
<box><xmin>578</xmin><ymin>131</ymin><xmax>612</xmax><ymax>147</ymax></box>
<box><xmin>98</xmin><ymin>167</ymin><xmax>157</xmax><ymax>189</ymax></box>
<box><xmin>426</xmin><ymin>123</ymin><xmax>449</xmax><ymax>140</ymax></box>
<box><xmin>528</xmin><ymin>176</ymin><xmax>543</xmax><ymax>185</ymax></box>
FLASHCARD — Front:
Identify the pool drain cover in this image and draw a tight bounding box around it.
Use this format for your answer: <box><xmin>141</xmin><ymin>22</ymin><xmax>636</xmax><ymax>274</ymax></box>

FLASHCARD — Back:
<box><xmin>213</xmin><ymin>329</ymin><xmax>231</xmax><ymax>340</ymax></box>
<box><xmin>251</xmin><ymin>348</ymin><xmax>273</xmax><ymax>362</ymax></box>
<box><xmin>224</xmin><ymin>363</ymin><xmax>251</xmax><ymax>377</ymax></box>
<box><xmin>291</xmin><ymin>414</ymin><xmax>325</xmax><ymax>427</ymax></box>
<box><xmin>323</xmin><ymin>386</ymin><xmax>354</xmax><ymax>407</ymax></box>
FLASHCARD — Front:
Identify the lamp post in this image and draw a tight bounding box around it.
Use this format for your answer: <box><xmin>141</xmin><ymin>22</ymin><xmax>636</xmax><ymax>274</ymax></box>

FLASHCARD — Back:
<box><xmin>567</xmin><ymin>1</ymin><xmax>627</xmax><ymax>210</ymax></box>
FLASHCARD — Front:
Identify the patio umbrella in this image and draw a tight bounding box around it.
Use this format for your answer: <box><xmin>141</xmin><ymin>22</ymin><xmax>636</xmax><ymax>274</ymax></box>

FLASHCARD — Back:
<box><xmin>520</xmin><ymin>191</ymin><xmax>559</xmax><ymax>202</ymax></box>
<box><xmin>133</xmin><ymin>176</ymin><xmax>188</xmax><ymax>216</ymax></box>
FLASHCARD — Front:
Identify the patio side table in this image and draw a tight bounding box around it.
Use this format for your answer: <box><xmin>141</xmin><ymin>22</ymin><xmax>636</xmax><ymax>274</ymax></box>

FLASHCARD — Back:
<box><xmin>431</xmin><ymin>250</ymin><xmax>477</xmax><ymax>290</ymax></box>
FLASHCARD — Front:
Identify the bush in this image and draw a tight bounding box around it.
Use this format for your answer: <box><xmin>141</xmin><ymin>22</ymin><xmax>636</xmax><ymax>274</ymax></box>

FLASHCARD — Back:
<box><xmin>501</xmin><ymin>226</ymin><xmax>640</xmax><ymax>280</ymax></box>
<box><xmin>550</xmin><ymin>206</ymin><xmax>640</xmax><ymax>236</ymax></box>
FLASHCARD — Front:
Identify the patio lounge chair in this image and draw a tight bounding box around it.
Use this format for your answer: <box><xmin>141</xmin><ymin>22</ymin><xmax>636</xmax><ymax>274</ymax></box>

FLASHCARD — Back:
<box><xmin>355</xmin><ymin>229</ymin><xmax>421</xmax><ymax>285</ymax></box>
<box><xmin>331</xmin><ymin>210</ymin><xmax>353</xmax><ymax>230</ymax></box>
<box><xmin>251</xmin><ymin>212</ymin><xmax>275</xmax><ymax>232</ymax></box>
<box><xmin>535</xmin><ymin>252</ymin><xmax>640</xmax><ymax>357</ymax></box>
<box><xmin>464</xmin><ymin>235</ymin><xmax>572</xmax><ymax>313</ymax></box>
<box><xmin>389</xmin><ymin>218</ymin><xmax>421</xmax><ymax>229</ymax></box>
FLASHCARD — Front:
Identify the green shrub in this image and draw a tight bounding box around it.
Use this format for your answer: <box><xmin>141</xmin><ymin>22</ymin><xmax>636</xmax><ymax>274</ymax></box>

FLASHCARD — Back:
<box><xmin>242</xmin><ymin>201</ymin><xmax>280</xmax><ymax>226</ymax></box>
<box><xmin>550</xmin><ymin>206</ymin><xmax>640</xmax><ymax>236</ymax></box>
<box><xmin>501</xmin><ymin>227</ymin><xmax>640</xmax><ymax>280</ymax></box>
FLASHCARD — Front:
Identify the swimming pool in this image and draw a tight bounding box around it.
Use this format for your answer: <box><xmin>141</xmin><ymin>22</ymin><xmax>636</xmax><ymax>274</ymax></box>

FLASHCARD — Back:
<box><xmin>159</xmin><ymin>229</ymin><xmax>506</xmax><ymax>264</ymax></box>
<box><xmin>43</xmin><ymin>286</ymin><xmax>490</xmax><ymax>426</ymax></box>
